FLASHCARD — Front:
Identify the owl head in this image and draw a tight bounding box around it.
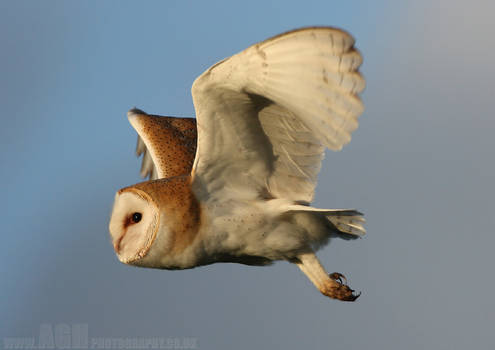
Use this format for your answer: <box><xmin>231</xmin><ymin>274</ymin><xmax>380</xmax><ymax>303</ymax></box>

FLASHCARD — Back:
<box><xmin>108</xmin><ymin>176</ymin><xmax>201</xmax><ymax>269</ymax></box>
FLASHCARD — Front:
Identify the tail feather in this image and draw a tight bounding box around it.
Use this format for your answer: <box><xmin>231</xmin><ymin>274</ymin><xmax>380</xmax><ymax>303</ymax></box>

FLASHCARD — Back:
<box><xmin>326</xmin><ymin>214</ymin><xmax>366</xmax><ymax>236</ymax></box>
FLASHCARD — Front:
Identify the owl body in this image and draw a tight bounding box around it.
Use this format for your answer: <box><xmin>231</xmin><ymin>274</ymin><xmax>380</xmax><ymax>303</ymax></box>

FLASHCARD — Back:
<box><xmin>110</xmin><ymin>27</ymin><xmax>367</xmax><ymax>301</ymax></box>
<box><xmin>115</xmin><ymin>175</ymin><xmax>336</xmax><ymax>269</ymax></box>
<box><xmin>197</xmin><ymin>196</ymin><xmax>332</xmax><ymax>265</ymax></box>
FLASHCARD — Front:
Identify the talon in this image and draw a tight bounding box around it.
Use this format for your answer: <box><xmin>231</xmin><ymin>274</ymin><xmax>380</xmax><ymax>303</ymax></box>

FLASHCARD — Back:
<box><xmin>326</xmin><ymin>283</ymin><xmax>361</xmax><ymax>301</ymax></box>
<box><xmin>324</xmin><ymin>272</ymin><xmax>361</xmax><ymax>301</ymax></box>
<box><xmin>295</xmin><ymin>253</ymin><xmax>362</xmax><ymax>302</ymax></box>
<box><xmin>329</xmin><ymin>272</ymin><xmax>347</xmax><ymax>285</ymax></box>
<box><xmin>344</xmin><ymin>290</ymin><xmax>361</xmax><ymax>302</ymax></box>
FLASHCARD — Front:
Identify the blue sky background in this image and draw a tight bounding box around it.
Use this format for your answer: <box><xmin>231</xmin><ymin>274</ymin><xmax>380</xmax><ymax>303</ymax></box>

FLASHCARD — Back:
<box><xmin>2</xmin><ymin>1</ymin><xmax>495</xmax><ymax>349</ymax></box>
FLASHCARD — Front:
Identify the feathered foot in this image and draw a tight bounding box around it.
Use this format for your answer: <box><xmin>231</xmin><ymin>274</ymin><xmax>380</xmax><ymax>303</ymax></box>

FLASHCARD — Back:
<box><xmin>295</xmin><ymin>253</ymin><xmax>361</xmax><ymax>302</ymax></box>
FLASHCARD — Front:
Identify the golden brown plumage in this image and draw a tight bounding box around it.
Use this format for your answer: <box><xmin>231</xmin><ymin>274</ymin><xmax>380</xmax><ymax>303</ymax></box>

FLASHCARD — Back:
<box><xmin>129</xmin><ymin>109</ymin><xmax>197</xmax><ymax>179</ymax></box>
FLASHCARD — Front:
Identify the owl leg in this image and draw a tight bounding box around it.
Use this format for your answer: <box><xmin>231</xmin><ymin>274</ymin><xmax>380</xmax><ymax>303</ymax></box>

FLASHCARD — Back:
<box><xmin>295</xmin><ymin>252</ymin><xmax>360</xmax><ymax>301</ymax></box>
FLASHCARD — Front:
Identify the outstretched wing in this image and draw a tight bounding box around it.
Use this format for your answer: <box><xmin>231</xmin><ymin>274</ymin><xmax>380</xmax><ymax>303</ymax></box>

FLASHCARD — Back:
<box><xmin>127</xmin><ymin>108</ymin><xmax>197</xmax><ymax>180</ymax></box>
<box><xmin>190</xmin><ymin>27</ymin><xmax>365</xmax><ymax>203</ymax></box>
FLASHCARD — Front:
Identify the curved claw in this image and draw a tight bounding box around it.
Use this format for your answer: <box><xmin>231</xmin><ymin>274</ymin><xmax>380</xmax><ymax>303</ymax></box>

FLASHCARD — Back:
<box><xmin>329</xmin><ymin>272</ymin><xmax>347</xmax><ymax>285</ymax></box>
<box><xmin>340</xmin><ymin>289</ymin><xmax>361</xmax><ymax>302</ymax></box>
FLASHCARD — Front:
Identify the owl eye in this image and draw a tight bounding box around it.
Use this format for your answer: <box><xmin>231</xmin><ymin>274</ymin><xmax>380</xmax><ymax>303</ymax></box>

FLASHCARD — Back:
<box><xmin>131</xmin><ymin>212</ymin><xmax>142</xmax><ymax>223</ymax></box>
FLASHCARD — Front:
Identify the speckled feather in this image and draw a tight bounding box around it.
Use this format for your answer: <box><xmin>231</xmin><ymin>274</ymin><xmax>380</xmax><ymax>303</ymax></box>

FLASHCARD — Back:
<box><xmin>128</xmin><ymin>108</ymin><xmax>197</xmax><ymax>180</ymax></box>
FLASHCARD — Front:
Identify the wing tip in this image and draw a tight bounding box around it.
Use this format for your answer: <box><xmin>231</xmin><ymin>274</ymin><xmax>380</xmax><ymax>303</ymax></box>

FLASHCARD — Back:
<box><xmin>127</xmin><ymin>107</ymin><xmax>147</xmax><ymax>120</ymax></box>
<box><xmin>260</xmin><ymin>26</ymin><xmax>355</xmax><ymax>48</ymax></box>
<box><xmin>127</xmin><ymin>107</ymin><xmax>148</xmax><ymax>132</ymax></box>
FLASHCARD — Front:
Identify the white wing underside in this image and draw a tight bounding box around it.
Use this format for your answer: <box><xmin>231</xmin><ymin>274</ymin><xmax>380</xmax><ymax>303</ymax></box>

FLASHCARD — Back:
<box><xmin>191</xmin><ymin>27</ymin><xmax>365</xmax><ymax>203</ymax></box>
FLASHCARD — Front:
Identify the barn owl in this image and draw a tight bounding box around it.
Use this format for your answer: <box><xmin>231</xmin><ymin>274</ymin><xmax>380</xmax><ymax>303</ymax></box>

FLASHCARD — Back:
<box><xmin>109</xmin><ymin>27</ymin><xmax>366</xmax><ymax>301</ymax></box>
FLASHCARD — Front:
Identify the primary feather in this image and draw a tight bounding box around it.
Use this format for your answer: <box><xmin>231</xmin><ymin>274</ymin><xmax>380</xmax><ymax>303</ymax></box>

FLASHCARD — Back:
<box><xmin>191</xmin><ymin>27</ymin><xmax>364</xmax><ymax>204</ymax></box>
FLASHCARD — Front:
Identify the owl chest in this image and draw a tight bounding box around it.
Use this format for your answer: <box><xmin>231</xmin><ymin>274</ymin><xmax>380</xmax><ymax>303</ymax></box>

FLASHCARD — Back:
<box><xmin>209</xmin><ymin>202</ymin><xmax>272</xmax><ymax>236</ymax></box>
<box><xmin>199</xmin><ymin>200</ymin><xmax>298</xmax><ymax>259</ymax></box>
